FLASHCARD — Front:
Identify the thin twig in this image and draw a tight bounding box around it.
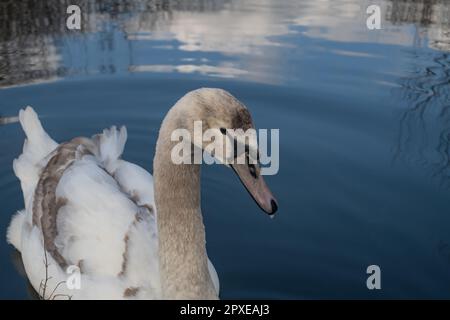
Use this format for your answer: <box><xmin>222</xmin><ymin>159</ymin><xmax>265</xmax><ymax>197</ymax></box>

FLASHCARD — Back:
<box><xmin>41</xmin><ymin>249</ymin><xmax>50</xmax><ymax>299</ymax></box>
<box><xmin>48</xmin><ymin>281</ymin><xmax>67</xmax><ymax>299</ymax></box>
<box><xmin>40</xmin><ymin>238</ymin><xmax>73</xmax><ymax>300</ymax></box>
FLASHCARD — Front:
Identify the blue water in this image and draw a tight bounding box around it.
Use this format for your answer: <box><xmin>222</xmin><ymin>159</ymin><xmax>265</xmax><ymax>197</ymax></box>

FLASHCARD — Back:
<box><xmin>2</xmin><ymin>0</ymin><xmax>450</xmax><ymax>299</ymax></box>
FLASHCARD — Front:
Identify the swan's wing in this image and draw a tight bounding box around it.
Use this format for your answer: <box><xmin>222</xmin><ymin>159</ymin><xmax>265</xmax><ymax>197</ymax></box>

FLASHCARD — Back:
<box><xmin>8</xmin><ymin>109</ymin><xmax>161</xmax><ymax>298</ymax></box>
<box><xmin>48</xmin><ymin>141</ymin><xmax>160</xmax><ymax>298</ymax></box>
<box><xmin>12</xmin><ymin>119</ymin><xmax>160</xmax><ymax>298</ymax></box>
<box><xmin>113</xmin><ymin>161</ymin><xmax>155</xmax><ymax>209</ymax></box>
<box><xmin>20</xmin><ymin>151</ymin><xmax>159</xmax><ymax>298</ymax></box>
<box><xmin>53</xmin><ymin>155</ymin><xmax>140</xmax><ymax>276</ymax></box>
<box><xmin>110</xmin><ymin>160</ymin><xmax>161</xmax><ymax>298</ymax></box>
<box><xmin>49</xmin><ymin>152</ymin><xmax>158</xmax><ymax>296</ymax></box>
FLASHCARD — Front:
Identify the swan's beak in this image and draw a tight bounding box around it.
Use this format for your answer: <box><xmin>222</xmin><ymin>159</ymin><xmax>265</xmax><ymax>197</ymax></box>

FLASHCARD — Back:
<box><xmin>230</xmin><ymin>162</ymin><xmax>278</xmax><ymax>216</ymax></box>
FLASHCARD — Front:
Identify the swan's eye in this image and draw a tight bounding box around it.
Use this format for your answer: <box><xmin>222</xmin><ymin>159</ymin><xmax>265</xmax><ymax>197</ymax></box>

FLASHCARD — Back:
<box><xmin>249</xmin><ymin>163</ymin><xmax>257</xmax><ymax>179</ymax></box>
<box><xmin>220</xmin><ymin>128</ymin><xmax>226</xmax><ymax>135</ymax></box>
<box><xmin>246</xmin><ymin>153</ymin><xmax>257</xmax><ymax>178</ymax></box>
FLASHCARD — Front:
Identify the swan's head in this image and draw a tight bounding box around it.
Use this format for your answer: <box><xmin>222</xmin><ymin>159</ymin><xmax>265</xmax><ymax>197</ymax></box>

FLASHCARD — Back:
<box><xmin>174</xmin><ymin>88</ymin><xmax>278</xmax><ymax>215</ymax></box>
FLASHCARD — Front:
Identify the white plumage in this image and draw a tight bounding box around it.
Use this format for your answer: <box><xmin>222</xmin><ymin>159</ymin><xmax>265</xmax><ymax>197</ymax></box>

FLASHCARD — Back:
<box><xmin>7</xmin><ymin>107</ymin><xmax>219</xmax><ymax>299</ymax></box>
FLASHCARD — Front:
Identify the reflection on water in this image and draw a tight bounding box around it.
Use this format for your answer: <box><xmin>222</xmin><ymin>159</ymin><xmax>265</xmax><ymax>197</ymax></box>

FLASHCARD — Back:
<box><xmin>3</xmin><ymin>0</ymin><xmax>450</xmax><ymax>299</ymax></box>
<box><xmin>386</xmin><ymin>0</ymin><xmax>450</xmax><ymax>51</ymax></box>
<box><xmin>395</xmin><ymin>51</ymin><xmax>450</xmax><ymax>184</ymax></box>
<box><xmin>386</xmin><ymin>1</ymin><xmax>450</xmax><ymax>185</ymax></box>
<box><xmin>0</xmin><ymin>0</ymin><xmax>234</xmax><ymax>87</ymax></box>
<box><xmin>3</xmin><ymin>0</ymin><xmax>450</xmax><ymax>88</ymax></box>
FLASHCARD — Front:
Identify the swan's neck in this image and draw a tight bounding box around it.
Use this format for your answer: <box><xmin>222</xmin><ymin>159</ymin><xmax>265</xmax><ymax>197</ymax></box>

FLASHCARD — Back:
<box><xmin>153</xmin><ymin>114</ymin><xmax>217</xmax><ymax>299</ymax></box>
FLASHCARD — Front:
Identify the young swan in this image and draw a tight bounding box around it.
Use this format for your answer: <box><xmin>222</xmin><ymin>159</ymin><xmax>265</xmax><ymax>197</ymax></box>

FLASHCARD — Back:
<box><xmin>154</xmin><ymin>88</ymin><xmax>278</xmax><ymax>299</ymax></box>
<box><xmin>7</xmin><ymin>88</ymin><xmax>278</xmax><ymax>300</ymax></box>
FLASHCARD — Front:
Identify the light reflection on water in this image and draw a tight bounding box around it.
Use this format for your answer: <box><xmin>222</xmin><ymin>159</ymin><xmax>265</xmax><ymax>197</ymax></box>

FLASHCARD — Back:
<box><xmin>0</xmin><ymin>0</ymin><xmax>435</xmax><ymax>87</ymax></box>
<box><xmin>2</xmin><ymin>0</ymin><xmax>450</xmax><ymax>299</ymax></box>
<box><xmin>1</xmin><ymin>0</ymin><xmax>449</xmax><ymax>87</ymax></box>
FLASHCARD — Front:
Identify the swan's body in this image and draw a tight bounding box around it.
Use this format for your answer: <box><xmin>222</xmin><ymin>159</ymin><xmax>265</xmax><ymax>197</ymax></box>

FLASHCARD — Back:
<box><xmin>7</xmin><ymin>88</ymin><xmax>277</xmax><ymax>299</ymax></box>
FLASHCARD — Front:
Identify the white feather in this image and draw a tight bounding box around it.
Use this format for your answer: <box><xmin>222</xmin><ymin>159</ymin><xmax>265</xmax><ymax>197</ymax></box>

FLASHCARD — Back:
<box><xmin>6</xmin><ymin>210</ymin><xmax>26</xmax><ymax>251</ymax></box>
<box><xmin>7</xmin><ymin>106</ymin><xmax>219</xmax><ymax>299</ymax></box>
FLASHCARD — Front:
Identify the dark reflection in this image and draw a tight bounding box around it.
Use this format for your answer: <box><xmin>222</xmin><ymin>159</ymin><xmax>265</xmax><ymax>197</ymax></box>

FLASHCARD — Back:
<box><xmin>0</xmin><ymin>0</ymin><xmax>229</xmax><ymax>88</ymax></box>
<box><xmin>10</xmin><ymin>250</ymin><xmax>39</xmax><ymax>300</ymax></box>
<box><xmin>386</xmin><ymin>0</ymin><xmax>436</xmax><ymax>26</ymax></box>
<box><xmin>387</xmin><ymin>1</ymin><xmax>450</xmax><ymax>185</ymax></box>
<box><xmin>386</xmin><ymin>0</ymin><xmax>450</xmax><ymax>50</ymax></box>
<box><xmin>0</xmin><ymin>0</ymin><xmax>73</xmax><ymax>87</ymax></box>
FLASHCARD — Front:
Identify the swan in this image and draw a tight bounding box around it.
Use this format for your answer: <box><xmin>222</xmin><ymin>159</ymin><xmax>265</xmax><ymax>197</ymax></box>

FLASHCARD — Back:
<box><xmin>6</xmin><ymin>88</ymin><xmax>278</xmax><ymax>300</ymax></box>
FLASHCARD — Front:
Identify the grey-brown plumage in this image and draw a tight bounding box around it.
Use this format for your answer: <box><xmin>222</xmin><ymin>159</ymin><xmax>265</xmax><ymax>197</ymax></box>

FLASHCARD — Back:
<box><xmin>32</xmin><ymin>138</ymin><xmax>96</xmax><ymax>268</ymax></box>
<box><xmin>33</xmin><ymin>136</ymin><xmax>154</xmax><ymax>274</ymax></box>
<box><xmin>154</xmin><ymin>88</ymin><xmax>260</xmax><ymax>299</ymax></box>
